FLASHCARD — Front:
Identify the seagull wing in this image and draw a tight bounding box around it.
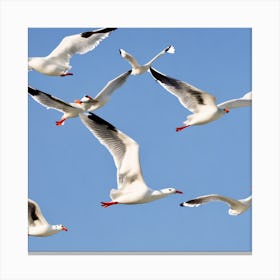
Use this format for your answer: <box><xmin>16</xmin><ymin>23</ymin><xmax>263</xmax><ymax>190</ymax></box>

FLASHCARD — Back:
<box><xmin>28</xmin><ymin>199</ymin><xmax>48</xmax><ymax>226</ymax></box>
<box><xmin>47</xmin><ymin>28</ymin><xmax>117</xmax><ymax>64</ymax></box>
<box><xmin>80</xmin><ymin>113</ymin><xmax>146</xmax><ymax>191</ymax></box>
<box><xmin>183</xmin><ymin>194</ymin><xmax>240</xmax><ymax>208</ymax></box>
<box><xmin>120</xmin><ymin>49</ymin><xmax>140</xmax><ymax>68</ymax></box>
<box><xmin>150</xmin><ymin>67</ymin><xmax>217</xmax><ymax>113</ymax></box>
<box><xmin>93</xmin><ymin>70</ymin><xmax>131</xmax><ymax>102</ymax></box>
<box><xmin>217</xmin><ymin>91</ymin><xmax>252</xmax><ymax>109</ymax></box>
<box><xmin>146</xmin><ymin>45</ymin><xmax>175</xmax><ymax>65</ymax></box>
<box><xmin>28</xmin><ymin>86</ymin><xmax>80</xmax><ymax>113</ymax></box>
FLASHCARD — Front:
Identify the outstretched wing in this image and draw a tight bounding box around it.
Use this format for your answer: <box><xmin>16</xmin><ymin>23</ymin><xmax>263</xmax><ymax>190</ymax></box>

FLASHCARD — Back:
<box><xmin>28</xmin><ymin>199</ymin><xmax>48</xmax><ymax>226</ymax></box>
<box><xmin>217</xmin><ymin>91</ymin><xmax>252</xmax><ymax>109</ymax></box>
<box><xmin>93</xmin><ymin>70</ymin><xmax>131</xmax><ymax>102</ymax></box>
<box><xmin>47</xmin><ymin>28</ymin><xmax>117</xmax><ymax>64</ymax></box>
<box><xmin>28</xmin><ymin>86</ymin><xmax>79</xmax><ymax>113</ymax></box>
<box><xmin>79</xmin><ymin>113</ymin><xmax>146</xmax><ymax>191</ymax></box>
<box><xmin>182</xmin><ymin>194</ymin><xmax>240</xmax><ymax>208</ymax></box>
<box><xmin>150</xmin><ymin>67</ymin><xmax>217</xmax><ymax>113</ymax></box>
<box><xmin>119</xmin><ymin>49</ymin><xmax>140</xmax><ymax>68</ymax></box>
<box><xmin>146</xmin><ymin>45</ymin><xmax>175</xmax><ymax>65</ymax></box>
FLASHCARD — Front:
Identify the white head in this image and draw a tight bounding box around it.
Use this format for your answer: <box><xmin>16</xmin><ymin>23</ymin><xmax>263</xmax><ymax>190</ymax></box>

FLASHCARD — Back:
<box><xmin>149</xmin><ymin>188</ymin><xmax>183</xmax><ymax>203</ymax></box>
<box><xmin>160</xmin><ymin>188</ymin><xmax>183</xmax><ymax>195</ymax></box>
<box><xmin>74</xmin><ymin>95</ymin><xmax>96</xmax><ymax>111</ymax></box>
<box><xmin>74</xmin><ymin>95</ymin><xmax>93</xmax><ymax>104</ymax></box>
<box><xmin>53</xmin><ymin>224</ymin><xmax>68</xmax><ymax>232</ymax></box>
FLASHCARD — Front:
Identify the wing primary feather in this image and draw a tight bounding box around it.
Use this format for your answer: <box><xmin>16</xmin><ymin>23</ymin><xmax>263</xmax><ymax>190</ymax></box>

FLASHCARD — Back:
<box><xmin>87</xmin><ymin>112</ymin><xmax>117</xmax><ymax>132</ymax></box>
<box><xmin>150</xmin><ymin>67</ymin><xmax>181</xmax><ymax>89</ymax></box>
<box><xmin>80</xmin><ymin>113</ymin><xmax>127</xmax><ymax>168</ymax></box>
<box><xmin>28</xmin><ymin>86</ymin><xmax>41</xmax><ymax>96</ymax></box>
<box><xmin>81</xmin><ymin>28</ymin><xmax>117</xmax><ymax>38</ymax></box>
<box><xmin>29</xmin><ymin>202</ymin><xmax>39</xmax><ymax>221</ymax></box>
<box><xmin>28</xmin><ymin>85</ymin><xmax>78</xmax><ymax>112</ymax></box>
<box><xmin>28</xmin><ymin>199</ymin><xmax>48</xmax><ymax>225</ymax></box>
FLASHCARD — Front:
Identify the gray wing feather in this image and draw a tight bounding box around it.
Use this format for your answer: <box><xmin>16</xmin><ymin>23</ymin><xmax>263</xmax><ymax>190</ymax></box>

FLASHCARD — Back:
<box><xmin>94</xmin><ymin>70</ymin><xmax>131</xmax><ymax>101</ymax></box>
<box><xmin>150</xmin><ymin>67</ymin><xmax>217</xmax><ymax>113</ymax></box>
<box><xmin>80</xmin><ymin>113</ymin><xmax>132</xmax><ymax>168</ymax></box>
<box><xmin>217</xmin><ymin>92</ymin><xmax>252</xmax><ymax>109</ymax></box>
<box><xmin>47</xmin><ymin>28</ymin><xmax>116</xmax><ymax>63</ymax></box>
<box><xmin>120</xmin><ymin>49</ymin><xmax>140</xmax><ymax>68</ymax></box>
<box><xmin>185</xmin><ymin>194</ymin><xmax>239</xmax><ymax>208</ymax></box>
<box><xmin>28</xmin><ymin>199</ymin><xmax>48</xmax><ymax>226</ymax></box>
<box><xmin>79</xmin><ymin>113</ymin><xmax>145</xmax><ymax>189</ymax></box>
<box><xmin>28</xmin><ymin>86</ymin><xmax>79</xmax><ymax>113</ymax></box>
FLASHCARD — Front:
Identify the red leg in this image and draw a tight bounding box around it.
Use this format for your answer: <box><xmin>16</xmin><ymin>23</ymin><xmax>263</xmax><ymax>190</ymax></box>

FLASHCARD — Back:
<box><xmin>176</xmin><ymin>125</ymin><xmax>190</xmax><ymax>132</ymax></box>
<box><xmin>101</xmin><ymin>201</ymin><xmax>119</xmax><ymax>208</ymax></box>
<box><xmin>60</xmin><ymin>72</ymin><xmax>73</xmax><ymax>77</ymax></box>
<box><xmin>56</xmin><ymin>118</ymin><xmax>66</xmax><ymax>126</ymax></box>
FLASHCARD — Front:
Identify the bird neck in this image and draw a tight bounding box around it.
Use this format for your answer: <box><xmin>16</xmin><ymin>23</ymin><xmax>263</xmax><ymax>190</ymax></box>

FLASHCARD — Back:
<box><xmin>150</xmin><ymin>190</ymin><xmax>168</xmax><ymax>200</ymax></box>
<box><xmin>28</xmin><ymin>224</ymin><xmax>54</xmax><ymax>237</ymax></box>
<box><xmin>51</xmin><ymin>225</ymin><xmax>60</xmax><ymax>232</ymax></box>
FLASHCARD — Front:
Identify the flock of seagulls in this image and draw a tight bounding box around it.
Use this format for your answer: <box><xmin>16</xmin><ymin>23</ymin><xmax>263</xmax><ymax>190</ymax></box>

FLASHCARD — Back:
<box><xmin>28</xmin><ymin>28</ymin><xmax>252</xmax><ymax>237</ymax></box>
<box><xmin>28</xmin><ymin>69</ymin><xmax>131</xmax><ymax>126</ymax></box>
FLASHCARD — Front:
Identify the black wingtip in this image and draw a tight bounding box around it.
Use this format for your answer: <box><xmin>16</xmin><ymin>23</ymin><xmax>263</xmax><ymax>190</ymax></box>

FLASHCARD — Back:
<box><xmin>150</xmin><ymin>67</ymin><xmax>180</xmax><ymax>89</ymax></box>
<box><xmin>184</xmin><ymin>199</ymin><xmax>196</xmax><ymax>204</ymax></box>
<box><xmin>149</xmin><ymin>67</ymin><xmax>166</xmax><ymax>81</ymax></box>
<box><xmin>149</xmin><ymin>67</ymin><xmax>158</xmax><ymax>77</ymax></box>
<box><xmin>28</xmin><ymin>86</ymin><xmax>39</xmax><ymax>96</ymax></box>
<box><xmin>87</xmin><ymin>112</ymin><xmax>117</xmax><ymax>132</ymax></box>
<box><xmin>101</xmin><ymin>27</ymin><xmax>117</xmax><ymax>33</ymax></box>
<box><xmin>81</xmin><ymin>28</ymin><xmax>117</xmax><ymax>38</ymax></box>
<box><xmin>165</xmin><ymin>45</ymin><xmax>171</xmax><ymax>52</ymax></box>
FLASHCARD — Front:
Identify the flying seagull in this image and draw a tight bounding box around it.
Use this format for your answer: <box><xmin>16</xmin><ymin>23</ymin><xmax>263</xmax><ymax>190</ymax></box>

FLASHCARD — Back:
<box><xmin>119</xmin><ymin>45</ymin><xmax>175</xmax><ymax>75</ymax></box>
<box><xmin>80</xmin><ymin>113</ymin><xmax>183</xmax><ymax>207</ymax></box>
<box><xmin>180</xmin><ymin>194</ymin><xmax>252</xmax><ymax>215</ymax></box>
<box><xmin>149</xmin><ymin>67</ymin><xmax>252</xmax><ymax>131</ymax></box>
<box><xmin>28</xmin><ymin>28</ymin><xmax>117</xmax><ymax>76</ymax></box>
<box><xmin>28</xmin><ymin>198</ymin><xmax>68</xmax><ymax>237</ymax></box>
<box><xmin>28</xmin><ymin>70</ymin><xmax>131</xmax><ymax>126</ymax></box>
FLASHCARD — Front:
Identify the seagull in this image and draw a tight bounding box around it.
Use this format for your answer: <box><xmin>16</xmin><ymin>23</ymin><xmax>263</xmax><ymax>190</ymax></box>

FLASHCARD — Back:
<box><xmin>180</xmin><ymin>194</ymin><xmax>252</xmax><ymax>215</ymax></box>
<box><xmin>28</xmin><ymin>27</ymin><xmax>117</xmax><ymax>76</ymax></box>
<box><xmin>149</xmin><ymin>67</ymin><xmax>252</xmax><ymax>132</ymax></box>
<box><xmin>79</xmin><ymin>113</ymin><xmax>183</xmax><ymax>207</ymax></box>
<box><xmin>28</xmin><ymin>198</ymin><xmax>68</xmax><ymax>237</ymax></box>
<box><xmin>28</xmin><ymin>70</ymin><xmax>131</xmax><ymax>126</ymax></box>
<box><xmin>73</xmin><ymin>70</ymin><xmax>131</xmax><ymax>111</ymax></box>
<box><xmin>28</xmin><ymin>86</ymin><xmax>84</xmax><ymax>126</ymax></box>
<box><xmin>119</xmin><ymin>45</ymin><xmax>175</xmax><ymax>75</ymax></box>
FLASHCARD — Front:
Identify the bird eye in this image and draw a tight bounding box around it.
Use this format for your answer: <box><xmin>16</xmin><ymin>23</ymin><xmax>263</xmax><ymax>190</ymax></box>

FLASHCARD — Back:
<box><xmin>169</xmin><ymin>188</ymin><xmax>172</xmax><ymax>191</ymax></box>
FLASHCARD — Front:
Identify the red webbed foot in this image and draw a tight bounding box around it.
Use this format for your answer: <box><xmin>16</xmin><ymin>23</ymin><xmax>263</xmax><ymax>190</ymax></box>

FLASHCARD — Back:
<box><xmin>176</xmin><ymin>125</ymin><xmax>190</xmax><ymax>132</ymax></box>
<box><xmin>101</xmin><ymin>201</ymin><xmax>119</xmax><ymax>208</ymax></box>
<box><xmin>56</xmin><ymin>119</ymin><xmax>66</xmax><ymax>126</ymax></box>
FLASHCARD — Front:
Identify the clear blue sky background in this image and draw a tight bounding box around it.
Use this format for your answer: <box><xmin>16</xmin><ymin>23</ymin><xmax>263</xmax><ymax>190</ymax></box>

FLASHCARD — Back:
<box><xmin>28</xmin><ymin>28</ymin><xmax>251</xmax><ymax>252</ymax></box>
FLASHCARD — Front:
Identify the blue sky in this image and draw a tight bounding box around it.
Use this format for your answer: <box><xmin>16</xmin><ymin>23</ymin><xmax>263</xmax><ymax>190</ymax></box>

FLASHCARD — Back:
<box><xmin>28</xmin><ymin>28</ymin><xmax>251</xmax><ymax>252</ymax></box>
